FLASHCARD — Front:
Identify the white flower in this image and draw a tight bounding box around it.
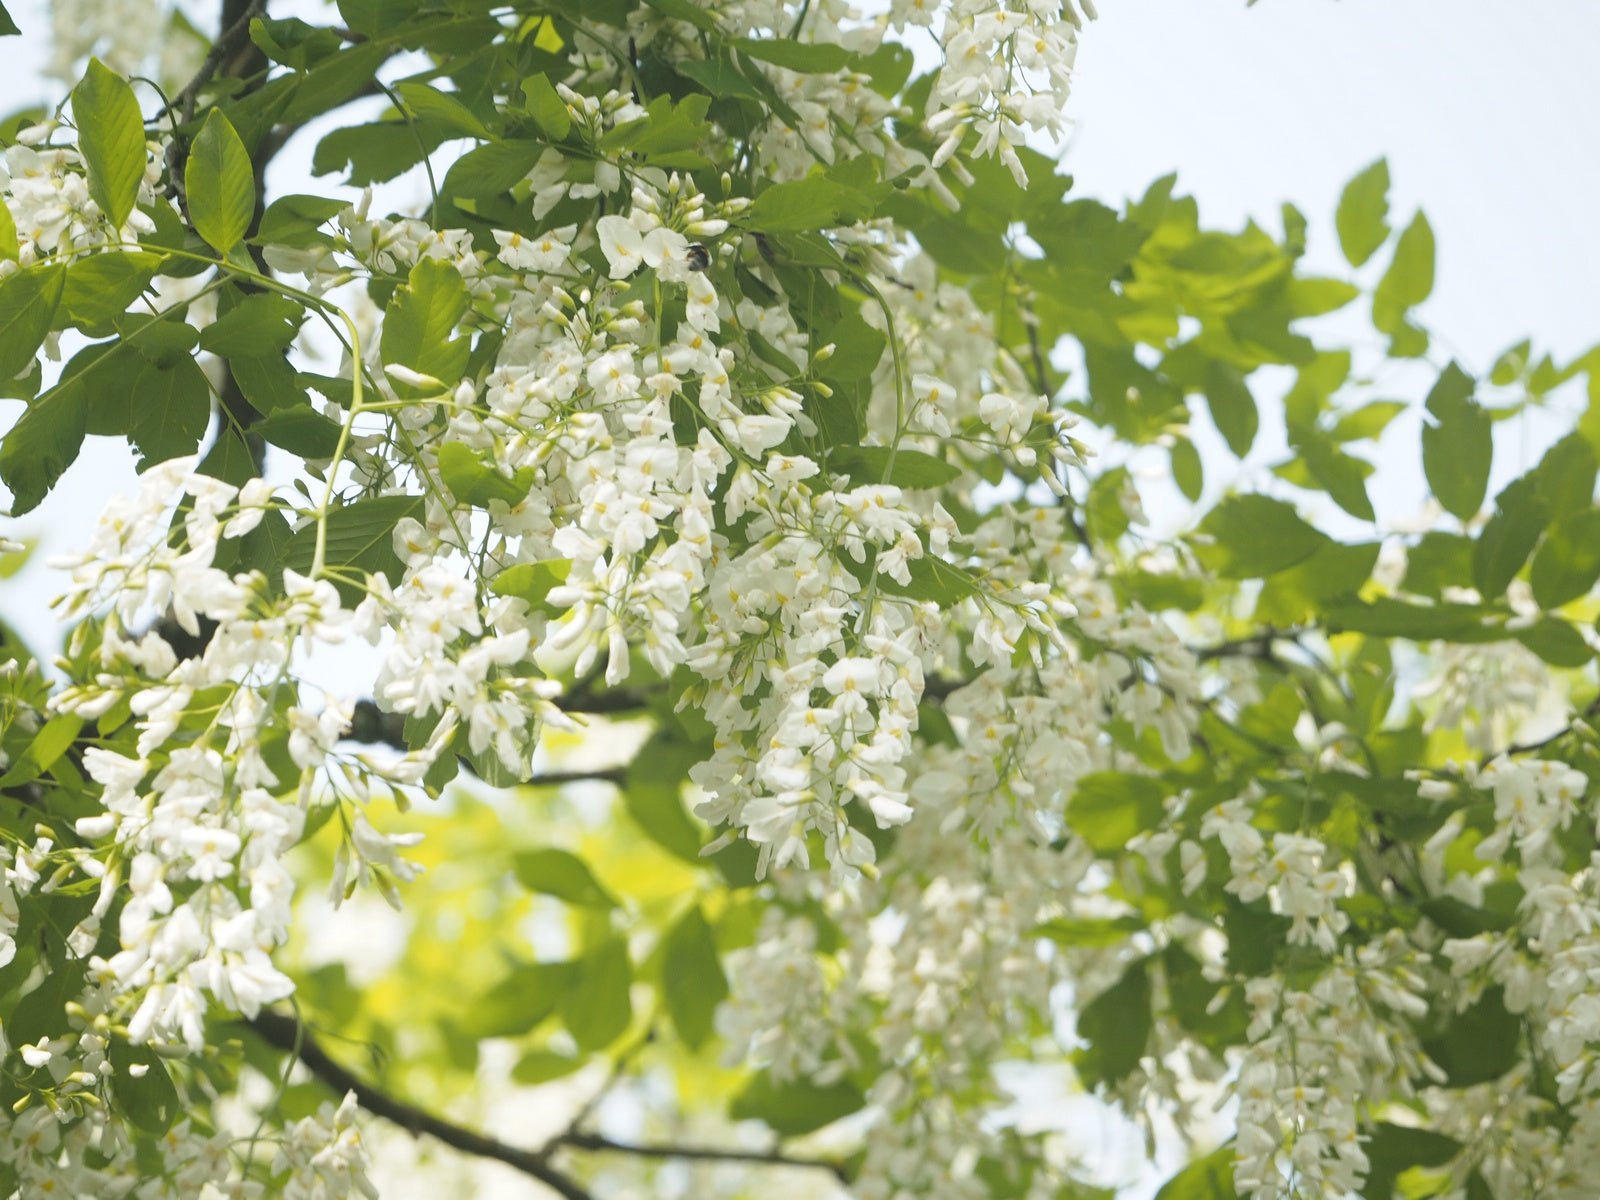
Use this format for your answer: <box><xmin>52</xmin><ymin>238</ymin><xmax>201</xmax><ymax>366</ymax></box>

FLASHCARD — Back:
<box><xmin>597</xmin><ymin>214</ymin><xmax>644</xmax><ymax>278</ymax></box>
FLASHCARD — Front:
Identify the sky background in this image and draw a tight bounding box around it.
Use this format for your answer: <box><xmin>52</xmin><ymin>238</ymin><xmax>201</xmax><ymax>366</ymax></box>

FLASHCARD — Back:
<box><xmin>0</xmin><ymin>3</ymin><xmax>1596</xmax><ymax>1191</ymax></box>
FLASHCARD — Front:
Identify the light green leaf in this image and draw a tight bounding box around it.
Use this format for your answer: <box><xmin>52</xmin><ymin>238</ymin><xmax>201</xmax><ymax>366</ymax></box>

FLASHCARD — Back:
<box><xmin>185</xmin><ymin>109</ymin><xmax>255</xmax><ymax>254</ymax></box>
<box><xmin>747</xmin><ymin>175</ymin><xmax>876</xmax><ymax>232</ymax></box>
<box><xmin>1154</xmin><ymin>1145</ymin><xmax>1239</xmax><ymax>1200</ymax></box>
<box><xmin>730</xmin><ymin>1072</ymin><xmax>865</xmax><ymax>1135</ymax></box>
<box><xmin>513</xmin><ymin>848</ymin><xmax>616</xmax><ymax>908</ymax></box>
<box><xmin>491</xmin><ymin>560</ymin><xmax>572</xmax><ymax>612</ymax></box>
<box><xmin>521</xmin><ymin>73</ymin><xmax>571</xmax><ymax>140</ymax></box>
<box><xmin>437</xmin><ymin>442</ymin><xmax>535</xmax><ymax>507</ymax></box>
<box><xmin>62</xmin><ymin>251</ymin><xmax>164</xmax><ymax>332</ymax></box>
<box><xmin>1334</xmin><ymin>157</ymin><xmax>1389</xmax><ymax>268</ymax></box>
<box><xmin>0</xmin><ymin>715</ymin><xmax>83</xmax><ymax>787</ymax></box>
<box><xmin>200</xmin><ymin>293</ymin><xmax>304</xmax><ymax>357</ymax></box>
<box><xmin>1196</xmin><ymin>495</ymin><xmax>1330</xmax><ymax>579</ymax></box>
<box><xmin>1067</xmin><ymin>773</ymin><xmax>1167</xmax><ymax>854</ymax></box>
<box><xmin>661</xmin><ymin>906</ymin><xmax>728</xmax><ymax>1049</ymax></box>
<box><xmin>0</xmin><ymin>190</ymin><xmax>17</xmax><ymax>261</ymax></box>
<box><xmin>1474</xmin><ymin>475</ymin><xmax>1547</xmax><ymax>599</ymax></box>
<box><xmin>1372</xmin><ymin>210</ymin><xmax>1435</xmax><ymax>334</ymax></box>
<box><xmin>381</xmin><ymin>258</ymin><xmax>470</xmax><ymax>386</ymax></box>
<box><xmin>72</xmin><ymin>59</ymin><xmax>146</xmax><ymax>230</ymax></box>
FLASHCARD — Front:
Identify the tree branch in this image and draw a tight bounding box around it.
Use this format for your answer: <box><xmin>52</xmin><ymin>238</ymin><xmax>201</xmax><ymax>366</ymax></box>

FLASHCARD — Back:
<box><xmin>172</xmin><ymin>0</ymin><xmax>270</xmax><ymax>122</ymax></box>
<box><xmin>249</xmin><ymin>1011</ymin><xmax>850</xmax><ymax>1192</ymax></box>
<box><xmin>249</xmin><ymin>1010</ymin><xmax>597</xmax><ymax>1200</ymax></box>
<box><xmin>556</xmin><ymin>1132</ymin><xmax>848</xmax><ymax>1182</ymax></box>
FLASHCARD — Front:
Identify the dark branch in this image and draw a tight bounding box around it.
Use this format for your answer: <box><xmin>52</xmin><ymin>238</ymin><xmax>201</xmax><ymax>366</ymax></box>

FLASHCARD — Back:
<box><xmin>558</xmin><ymin>1132</ymin><xmax>848</xmax><ymax>1182</ymax></box>
<box><xmin>249</xmin><ymin>1011</ymin><xmax>849</xmax><ymax>1192</ymax></box>
<box><xmin>1490</xmin><ymin>695</ymin><xmax>1600</xmax><ymax>766</ymax></box>
<box><xmin>173</xmin><ymin>0</ymin><xmax>270</xmax><ymax>122</ymax></box>
<box><xmin>249</xmin><ymin>1010</ymin><xmax>597</xmax><ymax>1200</ymax></box>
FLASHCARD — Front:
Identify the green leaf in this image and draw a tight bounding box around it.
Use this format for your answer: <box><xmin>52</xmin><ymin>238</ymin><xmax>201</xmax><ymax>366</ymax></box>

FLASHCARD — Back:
<box><xmin>257</xmin><ymin>193</ymin><xmax>345</xmax><ymax>247</ymax></box>
<box><xmin>200</xmin><ymin>294</ymin><xmax>304</xmax><ymax>357</ymax></box>
<box><xmin>0</xmin><ymin>202</ymin><xmax>17</xmax><ymax>262</ymax></box>
<box><xmin>462</xmin><ymin>959</ymin><xmax>578</xmax><ymax>1038</ymax></box>
<box><xmin>512</xmin><ymin>848</ymin><xmax>616</xmax><ymax>908</ymax></box>
<box><xmin>828</xmin><ymin>446</ymin><xmax>959</xmax><ymax>489</ymax></box>
<box><xmin>1474</xmin><ymin>475</ymin><xmax>1548</xmax><ymax>599</ymax></box>
<box><xmin>1171</xmin><ymin>438</ymin><xmax>1203</xmax><ymax>502</ymax></box>
<box><xmin>1203</xmin><ymin>360</ymin><xmax>1257</xmax><ymax>458</ymax></box>
<box><xmin>1153</xmin><ymin>1145</ymin><xmax>1239</xmax><ymax>1200</ymax></box>
<box><xmin>253</xmin><ymin>406</ymin><xmax>343</xmax><ymax>457</ymax></box>
<box><xmin>1372</xmin><ymin>210</ymin><xmax>1435</xmax><ymax>334</ymax></box>
<box><xmin>185</xmin><ymin>109</ymin><xmax>255</xmax><ymax>254</ymax></box>
<box><xmin>119</xmin><ymin>354</ymin><xmax>212</xmax><ymax>466</ymax></box>
<box><xmin>747</xmin><ymin>175</ymin><xmax>876</xmax><ymax>232</ymax></box>
<box><xmin>1515</xmin><ymin>617</ymin><xmax>1591</xmax><ymax>668</ymax></box>
<box><xmin>1066</xmin><ymin>773</ymin><xmax>1166</xmax><ymax>855</ymax></box>
<box><xmin>1297</xmin><ymin>432</ymin><xmax>1374</xmax><ymax>520</ymax></box>
<box><xmin>72</xmin><ymin>59</ymin><xmax>146</xmax><ymax>230</ymax></box>
<box><xmin>676</xmin><ymin>52</ymin><xmax>767</xmax><ymax>102</ymax></box>
<box><xmin>661</xmin><ymin>906</ymin><xmax>728</xmax><ymax>1049</ymax></box>
<box><xmin>1421</xmin><ymin>362</ymin><xmax>1491</xmax><ymax>521</ymax></box>
<box><xmin>0</xmin><ymin>3</ymin><xmax>18</xmax><ymax>35</ymax></box>
<box><xmin>877</xmin><ymin>556</ymin><xmax>981</xmax><ymax>606</ymax></box>
<box><xmin>1531</xmin><ymin>432</ymin><xmax>1596</xmax><ymax>520</ymax></box>
<box><xmin>1325</xmin><ymin>597</ymin><xmax>1500</xmax><ymax>642</ymax></box>
<box><xmin>1196</xmin><ymin>495</ymin><xmax>1330</xmax><ymax>578</ymax></box>
<box><xmin>1422</xmin><ymin>986</ymin><xmax>1520</xmax><ymax>1087</ymax></box>
<box><xmin>641</xmin><ymin>0</ymin><xmax>719</xmax><ymax>30</ymax></box>
<box><xmin>520</xmin><ymin>73</ymin><xmax>571</xmax><ymax>140</ymax></box>
<box><xmin>733</xmin><ymin>37</ymin><xmax>855</xmax><ymax>73</ymax></box>
<box><xmin>110</xmin><ymin>1042</ymin><xmax>179</xmax><ymax>1134</ymax></box>
<box><xmin>1334</xmin><ymin>158</ymin><xmax>1390</xmax><ymax>268</ymax></box>
<box><xmin>511</xmin><ymin>1049</ymin><xmax>584</xmax><ymax>1085</ymax></box>
<box><xmin>437</xmin><ymin>442</ymin><xmax>535</xmax><ymax>506</ymax></box>
<box><xmin>1075</xmin><ymin>958</ymin><xmax>1152</xmax><ymax>1087</ymax></box>
<box><xmin>381</xmin><ymin>258</ymin><xmax>470</xmax><ymax>386</ymax></box>
<box><xmin>621</xmin><ymin>731</ymin><xmax>707</xmax><ymax>862</ymax></box>
<box><xmin>0</xmin><ymin>715</ymin><xmax>83</xmax><ymax>787</ymax></box>
<box><xmin>393</xmin><ymin>80</ymin><xmax>490</xmax><ymax>140</ymax></box>
<box><xmin>1530</xmin><ymin>508</ymin><xmax>1600</xmax><ymax>609</ymax></box>
<box><xmin>62</xmin><ymin>251</ymin><xmax>164</xmax><ymax>332</ymax></box>
<box><xmin>491</xmin><ymin>560</ymin><xmax>572</xmax><ymax>612</ymax></box>
<box><xmin>0</xmin><ymin>263</ymin><xmax>64</xmax><ymax>382</ymax></box>
<box><xmin>730</xmin><ymin>1072</ymin><xmax>865</xmax><ymax>1135</ymax></box>
<box><xmin>561</xmin><ymin>939</ymin><xmax>633</xmax><ymax>1050</ymax></box>
<box><xmin>280</xmin><ymin>494</ymin><xmax>423</xmax><ymax>588</ymax></box>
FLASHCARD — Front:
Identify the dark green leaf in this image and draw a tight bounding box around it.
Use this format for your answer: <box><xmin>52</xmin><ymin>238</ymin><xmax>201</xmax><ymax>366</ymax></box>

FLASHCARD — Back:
<box><xmin>1421</xmin><ymin>364</ymin><xmax>1490</xmax><ymax>521</ymax></box>
<box><xmin>1515</xmin><ymin>617</ymin><xmax>1592</xmax><ymax>667</ymax></box>
<box><xmin>829</xmin><ymin>446</ymin><xmax>958</xmax><ymax>489</ymax></box>
<box><xmin>661</xmin><ymin>906</ymin><xmax>728</xmax><ymax>1049</ymax></box>
<box><xmin>1530</xmin><ymin>508</ymin><xmax>1600</xmax><ymax>609</ymax></box>
<box><xmin>200</xmin><ymin>294</ymin><xmax>304</xmax><ymax>357</ymax></box>
<box><xmin>1075</xmin><ymin>959</ymin><xmax>1152</xmax><ymax>1087</ymax></box>
<box><xmin>733</xmin><ymin>37</ymin><xmax>855</xmax><ymax>72</ymax></box>
<box><xmin>110</xmin><ymin>1043</ymin><xmax>179</xmax><ymax>1134</ymax></box>
<box><xmin>513</xmin><ymin>848</ymin><xmax>616</xmax><ymax>908</ymax></box>
<box><xmin>1474</xmin><ymin>475</ymin><xmax>1548</xmax><ymax>599</ymax></box>
<box><xmin>561</xmin><ymin>939</ymin><xmax>633</xmax><ymax>1050</ymax></box>
<box><xmin>1422</xmin><ymin>986</ymin><xmax>1520</xmax><ymax>1087</ymax></box>
<box><xmin>280</xmin><ymin>494</ymin><xmax>422</xmax><ymax>587</ymax></box>
<box><xmin>0</xmin><ymin>264</ymin><xmax>64</xmax><ymax>383</ymax></box>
